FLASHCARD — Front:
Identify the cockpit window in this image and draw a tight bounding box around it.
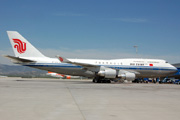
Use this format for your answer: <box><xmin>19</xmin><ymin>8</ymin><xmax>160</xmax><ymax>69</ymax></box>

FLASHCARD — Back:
<box><xmin>166</xmin><ymin>61</ymin><xmax>168</xmax><ymax>63</ymax></box>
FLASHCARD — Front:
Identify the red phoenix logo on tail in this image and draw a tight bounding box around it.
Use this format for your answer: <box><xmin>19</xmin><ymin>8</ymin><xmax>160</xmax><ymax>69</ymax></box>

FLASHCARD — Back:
<box><xmin>13</xmin><ymin>39</ymin><xmax>26</xmax><ymax>54</ymax></box>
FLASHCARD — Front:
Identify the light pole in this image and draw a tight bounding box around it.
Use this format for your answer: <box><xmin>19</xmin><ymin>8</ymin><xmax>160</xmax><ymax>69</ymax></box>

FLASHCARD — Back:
<box><xmin>133</xmin><ymin>45</ymin><xmax>138</xmax><ymax>56</ymax></box>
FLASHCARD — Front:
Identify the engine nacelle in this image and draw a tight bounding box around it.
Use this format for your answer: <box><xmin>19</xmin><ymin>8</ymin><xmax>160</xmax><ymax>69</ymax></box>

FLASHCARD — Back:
<box><xmin>97</xmin><ymin>66</ymin><xmax>136</xmax><ymax>80</ymax></box>
<box><xmin>118</xmin><ymin>72</ymin><xmax>135</xmax><ymax>81</ymax></box>
<box><xmin>98</xmin><ymin>69</ymin><xmax>116</xmax><ymax>78</ymax></box>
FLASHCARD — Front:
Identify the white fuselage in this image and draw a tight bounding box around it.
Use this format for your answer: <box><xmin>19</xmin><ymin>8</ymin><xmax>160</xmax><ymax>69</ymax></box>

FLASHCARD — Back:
<box><xmin>23</xmin><ymin>57</ymin><xmax>177</xmax><ymax>79</ymax></box>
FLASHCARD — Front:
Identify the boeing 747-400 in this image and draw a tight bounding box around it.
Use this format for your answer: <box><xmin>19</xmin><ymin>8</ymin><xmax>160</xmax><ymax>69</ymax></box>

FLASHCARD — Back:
<box><xmin>5</xmin><ymin>31</ymin><xmax>178</xmax><ymax>83</ymax></box>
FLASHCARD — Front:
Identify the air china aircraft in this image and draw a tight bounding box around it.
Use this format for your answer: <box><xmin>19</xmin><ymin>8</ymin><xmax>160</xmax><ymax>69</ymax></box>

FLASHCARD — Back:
<box><xmin>5</xmin><ymin>31</ymin><xmax>178</xmax><ymax>83</ymax></box>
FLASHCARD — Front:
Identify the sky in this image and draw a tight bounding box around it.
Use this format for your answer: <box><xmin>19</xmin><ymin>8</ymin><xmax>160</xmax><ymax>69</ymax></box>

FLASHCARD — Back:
<box><xmin>0</xmin><ymin>0</ymin><xmax>180</xmax><ymax>65</ymax></box>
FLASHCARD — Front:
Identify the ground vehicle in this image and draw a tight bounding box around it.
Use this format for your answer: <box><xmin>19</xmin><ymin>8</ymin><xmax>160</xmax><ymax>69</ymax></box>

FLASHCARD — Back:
<box><xmin>159</xmin><ymin>78</ymin><xmax>174</xmax><ymax>84</ymax></box>
<box><xmin>159</xmin><ymin>78</ymin><xmax>180</xmax><ymax>84</ymax></box>
<box><xmin>173</xmin><ymin>79</ymin><xmax>180</xmax><ymax>85</ymax></box>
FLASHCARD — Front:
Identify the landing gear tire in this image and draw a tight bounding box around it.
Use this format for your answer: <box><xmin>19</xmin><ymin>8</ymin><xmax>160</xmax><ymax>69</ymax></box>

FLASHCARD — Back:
<box><xmin>97</xmin><ymin>79</ymin><xmax>101</xmax><ymax>83</ymax></box>
<box><xmin>93</xmin><ymin>78</ymin><xmax>111</xmax><ymax>83</ymax></box>
<box><xmin>92</xmin><ymin>79</ymin><xmax>98</xmax><ymax>83</ymax></box>
<box><xmin>107</xmin><ymin>80</ymin><xmax>111</xmax><ymax>83</ymax></box>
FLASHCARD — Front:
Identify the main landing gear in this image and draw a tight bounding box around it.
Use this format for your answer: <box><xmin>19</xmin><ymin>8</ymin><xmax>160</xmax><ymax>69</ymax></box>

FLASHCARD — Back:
<box><xmin>92</xmin><ymin>77</ymin><xmax>111</xmax><ymax>83</ymax></box>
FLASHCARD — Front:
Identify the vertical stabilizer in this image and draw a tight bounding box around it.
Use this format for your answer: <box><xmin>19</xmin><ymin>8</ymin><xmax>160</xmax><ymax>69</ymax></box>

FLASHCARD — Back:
<box><xmin>7</xmin><ymin>31</ymin><xmax>46</xmax><ymax>58</ymax></box>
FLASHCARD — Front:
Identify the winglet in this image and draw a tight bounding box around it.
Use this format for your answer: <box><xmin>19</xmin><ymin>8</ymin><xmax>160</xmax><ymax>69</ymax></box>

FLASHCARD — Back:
<box><xmin>56</xmin><ymin>56</ymin><xmax>71</xmax><ymax>63</ymax></box>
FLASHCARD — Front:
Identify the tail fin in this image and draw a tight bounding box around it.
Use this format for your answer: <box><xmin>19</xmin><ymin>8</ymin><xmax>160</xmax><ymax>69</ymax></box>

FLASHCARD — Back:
<box><xmin>7</xmin><ymin>31</ymin><xmax>46</xmax><ymax>58</ymax></box>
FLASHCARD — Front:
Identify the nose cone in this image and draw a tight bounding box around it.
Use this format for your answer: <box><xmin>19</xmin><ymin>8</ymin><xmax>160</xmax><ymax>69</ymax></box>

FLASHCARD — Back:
<box><xmin>170</xmin><ymin>66</ymin><xmax>178</xmax><ymax>74</ymax></box>
<box><xmin>173</xmin><ymin>67</ymin><xmax>180</xmax><ymax>75</ymax></box>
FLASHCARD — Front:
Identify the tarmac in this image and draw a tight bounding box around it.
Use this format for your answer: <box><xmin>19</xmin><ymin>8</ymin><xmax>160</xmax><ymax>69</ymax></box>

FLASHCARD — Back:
<box><xmin>0</xmin><ymin>77</ymin><xmax>180</xmax><ymax>120</ymax></box>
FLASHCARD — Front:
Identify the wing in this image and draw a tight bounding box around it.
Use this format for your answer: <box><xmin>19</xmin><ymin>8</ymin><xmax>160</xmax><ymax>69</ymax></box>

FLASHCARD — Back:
<box><xmin>56</xmin><ymin>56</ymin><xmax>137</xmax><ymax>80</ymax></box>
<box><xmin>56</xmin><ymin>56</ymin><xmax>97</xmax><ymax>67</ymax></box>
<box><xmin>56</xmin><ymin>56</ymin><xmax>106</xmax><ymax>72</ymax></box>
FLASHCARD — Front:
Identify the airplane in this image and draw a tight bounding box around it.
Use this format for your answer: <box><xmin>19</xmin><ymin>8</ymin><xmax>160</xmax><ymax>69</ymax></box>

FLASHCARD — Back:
<box><xmin>46</xmin><ymin>71</ymin><xmax>65</xmax><ymax>78</ymax></box>
<box><xmin>5</xmin><ymin>31</ymin><xmax>178</xmax><ymax>83</ymax></box>
<box><xmin>46</xmin><ymin>71</ymin><xmax>81</xmax><ymax>79</ymax></box>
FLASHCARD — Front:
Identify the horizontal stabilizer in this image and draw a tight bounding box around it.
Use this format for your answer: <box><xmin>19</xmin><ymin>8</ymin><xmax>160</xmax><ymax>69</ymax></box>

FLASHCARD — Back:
<box><xmin>4</xmin><ymin>55</ymin><xmax>36</xmax><ymax>63</ymax></box>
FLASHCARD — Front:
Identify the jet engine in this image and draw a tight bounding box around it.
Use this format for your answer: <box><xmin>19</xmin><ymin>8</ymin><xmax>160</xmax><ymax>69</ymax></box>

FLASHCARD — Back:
<box><xmin>98</xmin><ymin>69</ymin><xmax>116</xmax><ymax>78</ymax></box>
<box><xmin>118</xmin><ymin>72</ymin><xmax>135</xmax><ymax>81</ymax></box>
<box><xmin>97</xmin><ymin>66</ymin><xmax>136</xmax><ymax>81</ymax></box>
